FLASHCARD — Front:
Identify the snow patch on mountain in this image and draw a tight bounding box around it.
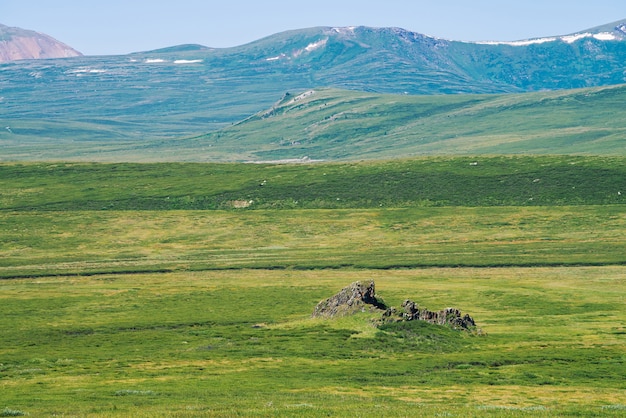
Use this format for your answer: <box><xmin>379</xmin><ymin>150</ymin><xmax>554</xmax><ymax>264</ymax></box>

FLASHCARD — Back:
<box><xmin>562</xmin><ymin>32</ymin><xmax>617</xmax><ymax>42</ymax></box>
<box><xmin>266</xmin><ymin>38</ymin><xmax>328</xmax><ymax>61</ymax></box>
<box><xmin>68</xmin><ymin>67</ymin><xmax>107</xmax><ymax>75</ymax></box>
<box><xmin>331</xmin><ymin>27</ymin><xmax>356</xmax><ymax>35</ymax></box>
<box><xmin>476</xmin><ymin>32</ymin><xmax>619</xmax><ymax>46</ymax></box>
<box><xmin>305</xmin><ymin>38</ymin><xmax>328</xmax><ymax>52</ymax></box>
<box><xmin>293</xmin><ymin>38</ymin><xmax>328</xmax><ymax>57</ymax></box>
<box><xmin>138</xmin><ymin>58</ymin><xmax>203</xmax><ymax>64</ymax></box>
<box><xmin>266</xmin><ymin>53</ymin><xmax>286</xmax><ymax>61</ymax></box>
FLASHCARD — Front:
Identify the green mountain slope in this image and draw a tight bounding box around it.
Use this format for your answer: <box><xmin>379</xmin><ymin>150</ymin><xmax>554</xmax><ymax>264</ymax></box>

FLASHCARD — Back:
<box><xmin>188</xmin><ymin>85</ymin><xmax>626</xmax><ymax>161</ymax></box>
<box><xmin>1</xmin><ymin>22</ymin><xmax>626</xmax><ymax>161</ymax></box>
<box><xmin>4</xmin><ymin>84</ymin><xmax>625</xmax><ymax>162</ymax></box>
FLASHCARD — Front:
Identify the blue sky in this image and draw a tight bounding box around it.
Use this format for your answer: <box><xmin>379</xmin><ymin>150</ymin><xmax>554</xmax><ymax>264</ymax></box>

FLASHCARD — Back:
<box><xmin>3</xmin><ymin>1</ymin><xmax>626</xmax><ymax>55</ymax></box>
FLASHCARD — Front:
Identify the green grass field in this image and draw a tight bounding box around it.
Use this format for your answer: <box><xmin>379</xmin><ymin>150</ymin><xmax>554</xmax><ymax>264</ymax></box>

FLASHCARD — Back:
<box><xmin>1</xmin><ymin>268</ymin><xmax>624</xmax><ymax>416</ymax></box>
<box><xmin>2</xmin><ymin>206</ymin><xmax>626</xmax><ymax>279</ymax></box>
<box><xmin>2</xmin><ymin>156</ymin><xmax>625</xmax><ymax>211</ymax></box>
<box><xmin>1</xmin><ymin>159</ymin><xmax>625</xmax><ymax>416</ymax></box>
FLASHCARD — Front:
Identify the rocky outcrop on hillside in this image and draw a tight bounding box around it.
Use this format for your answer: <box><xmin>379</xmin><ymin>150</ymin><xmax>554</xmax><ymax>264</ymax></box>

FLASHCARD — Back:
<box><xmin>313</xmin><ymin>281</ymin><xmax>477</xmax><ymax>331</ymax></box>
<box><xmin>0</xmin><ymin>24</ymin><xmax>82</xmax><ymax>62</ymax></box>
<box><xmin>312</xmin><ymin>281</ymin><xmax>386</xmax><ymax>318</ymax></box>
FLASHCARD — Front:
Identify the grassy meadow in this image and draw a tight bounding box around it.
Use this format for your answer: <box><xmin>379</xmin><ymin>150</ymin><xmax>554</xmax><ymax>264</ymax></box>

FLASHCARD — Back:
<box><xmin>1</xmin><ymin>158</ymin><xmax>625</xmax><ymax>416</ymax></box>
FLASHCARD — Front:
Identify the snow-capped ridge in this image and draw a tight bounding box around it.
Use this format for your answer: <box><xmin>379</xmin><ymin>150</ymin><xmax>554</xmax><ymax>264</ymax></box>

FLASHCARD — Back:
<box><xmin>475</xmin><ymin>32</ymin><xmax>619</xmax><ymax>46</ymax></box>
<box><xmin>473</xmin><ymin>23</ymin><xmax>626</xmax><ymax>47</ymax></box>
<box><xmin>331</xmin><ymin>26</ymin><xmax>356</xmax><ymax>36</ymax></box>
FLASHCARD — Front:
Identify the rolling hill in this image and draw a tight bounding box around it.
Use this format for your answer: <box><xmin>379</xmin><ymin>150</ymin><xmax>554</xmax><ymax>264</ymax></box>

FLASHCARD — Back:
<box><xmin>3</xmin><ymin>84</ymin><xmax>625</xmax><ymax>162</ymax></box>
<box><xmin>189</xmin><ymin>85</ymin><xmax>626</xmax><ymax>161</ymax></box>
<box><xmin>1</xmin><ymin>21</ymin><xmax>626</xmax><ymax>161</ymax></box>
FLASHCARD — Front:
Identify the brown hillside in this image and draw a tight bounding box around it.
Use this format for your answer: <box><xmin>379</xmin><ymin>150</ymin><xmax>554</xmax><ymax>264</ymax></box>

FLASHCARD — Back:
<box><xmin>0</xmin><ymin>23</ymin><xmax>82</xmax><ymax>62</ymax></box>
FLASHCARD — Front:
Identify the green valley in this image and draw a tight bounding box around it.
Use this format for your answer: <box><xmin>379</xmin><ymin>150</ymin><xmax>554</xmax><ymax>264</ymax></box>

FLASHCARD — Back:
<box><xmin>2</xmin><ymin>20</ymin><xmax>626</xmax><ymax>418</ymax></box>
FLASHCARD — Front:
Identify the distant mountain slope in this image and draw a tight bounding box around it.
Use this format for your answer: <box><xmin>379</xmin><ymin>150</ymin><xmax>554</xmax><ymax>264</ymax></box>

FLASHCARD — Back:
<box><xmin>3</xmin><ymin>85</ymin><xmax>626</xmax><ymax>162</ymax></box>
<box><xmin>1</xmin><ymin>21</ymin><xmax>626</xmax><ymax>161</ymax></box>
<box><xmin>221</xmin><ymin>22</ymin><xmax>626</xmax><ymax>94</ymax></box>
<box><xmin>0</xmin><ymin>24</ymin><xmax>82</xmax><ymax>62</ymax></box>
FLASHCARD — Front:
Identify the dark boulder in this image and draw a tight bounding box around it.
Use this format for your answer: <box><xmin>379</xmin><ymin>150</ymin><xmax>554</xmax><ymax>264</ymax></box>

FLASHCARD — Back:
<box><xmin>391</xmin><ymin>299</ymin><xmax>476</xmax><ymax>330</ymax></box>
<box><xmin>312</xmin><ymin>281</ymin><xmax>385</xmax><ymax>318</ymax></box>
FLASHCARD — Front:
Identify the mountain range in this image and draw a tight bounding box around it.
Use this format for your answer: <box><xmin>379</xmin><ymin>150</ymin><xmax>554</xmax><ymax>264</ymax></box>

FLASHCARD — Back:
<box><xmin>1</xmin><ymin>20</ymin><xmax>626</xmax><ymax>161</ymax></box>
<box><xmin>0</xmin><ymin>24</ymin><xmax>82</xmax><ymax>62</ymax></box>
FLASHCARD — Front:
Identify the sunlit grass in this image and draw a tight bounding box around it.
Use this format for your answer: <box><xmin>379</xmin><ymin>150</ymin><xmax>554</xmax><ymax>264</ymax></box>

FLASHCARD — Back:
<box><xmin>1</xmin><ymin>159</ymin><xmax>625</xmax><ymax>416</ymax></box>
<box><xmin>1</xmin><ymin>206</ymin><xmax>625</xmax><ymax>278</ymax></box>
<box><xmin>1</xmin><ymin>267</ymin><xmax>624</xmax><ymax>416</ymax></box>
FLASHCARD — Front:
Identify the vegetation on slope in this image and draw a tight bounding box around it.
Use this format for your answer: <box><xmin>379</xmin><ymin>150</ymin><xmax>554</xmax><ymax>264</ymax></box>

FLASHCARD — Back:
<box><xmin>194</xmin><ymin>86</ymin><xmax>626</xmax><ymax>161</ymax></box>
<box><xmin>3</xmin><ymin>84</ymin><xmax>626</xmax><ymax>162</ymax></box>
<box><xmin>9</xmin><ymin>83</ymin><xmax>623</xmax><ymax>162</ymax></box>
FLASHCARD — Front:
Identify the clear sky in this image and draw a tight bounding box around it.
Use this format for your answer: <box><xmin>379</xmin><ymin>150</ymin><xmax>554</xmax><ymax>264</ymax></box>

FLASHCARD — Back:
<box><xmin>3</xmin><ymin>1</ymin><xmax>626</xmax><ymax>56</ymax></box>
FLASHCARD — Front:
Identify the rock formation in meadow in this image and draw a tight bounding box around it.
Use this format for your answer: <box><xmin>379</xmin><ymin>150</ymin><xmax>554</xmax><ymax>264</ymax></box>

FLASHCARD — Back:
<box><xmin>313</xmin><ymin>281</ymin><xmax>476</xmax><ymax>330</ymax></box>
